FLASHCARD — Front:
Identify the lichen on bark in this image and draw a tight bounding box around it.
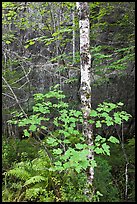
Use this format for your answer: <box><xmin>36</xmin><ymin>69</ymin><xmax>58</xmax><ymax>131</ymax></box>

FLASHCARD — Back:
<box><xmin>76</xmin><ymin>2</ymin><xmax>94</xmax><ymax>189</ymax></box>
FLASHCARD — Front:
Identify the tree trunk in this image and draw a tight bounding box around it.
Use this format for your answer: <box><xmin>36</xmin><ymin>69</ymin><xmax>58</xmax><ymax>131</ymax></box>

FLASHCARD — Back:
<box><xmin>76</xmin><ymin>2</ymin><xmax>94</xmax><ymax>187</ymax></box>
<box><xmin>72</xmin><ymin>9</ymin><xmax>75</xmax><ymax>64</ymax></box>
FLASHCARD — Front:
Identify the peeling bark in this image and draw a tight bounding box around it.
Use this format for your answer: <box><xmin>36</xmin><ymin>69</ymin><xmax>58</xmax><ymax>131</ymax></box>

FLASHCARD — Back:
<box><xmin>76</xmin><ymin>2</ymin><xmax>94</xmax><ymax>187</ymax></box>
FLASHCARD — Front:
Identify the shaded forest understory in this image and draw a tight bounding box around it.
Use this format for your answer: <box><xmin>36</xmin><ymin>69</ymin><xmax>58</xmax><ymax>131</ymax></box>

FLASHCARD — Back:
<box><xmin>2</xmin><ymin>2</ymin><xmax>135</xmax><ymax>202</ymax></box>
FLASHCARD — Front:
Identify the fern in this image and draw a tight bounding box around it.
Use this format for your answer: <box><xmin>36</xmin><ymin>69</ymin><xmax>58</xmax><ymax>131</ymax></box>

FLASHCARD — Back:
<box><xmin>3</xmin><ymin>149</ymin><xmax>55</xmax><ymax>202</ymax></box>
<box><xmin>7</xmin><ymin>168</ymin><xmax>30</xmax><ymax>181</ymax></box>
<box><xmin>24</xmin><ymin>175</ymin><xmax>47</xmax><ymax>187</ymax></box>
<box><xmin>25</xmin><ymin>187</ymin><xmax>47</xmax><ymax>200</ymax></box>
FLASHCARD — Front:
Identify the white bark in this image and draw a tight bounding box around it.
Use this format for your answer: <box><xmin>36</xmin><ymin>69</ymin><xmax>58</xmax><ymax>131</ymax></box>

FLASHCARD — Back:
<box><xmin>72</xmin><ymin>10</ymin><xmax>75</xmax><ymax>64</ymax></box>
<box><xmin>76</xmin><ymin>2</ymin><xmax>94</xmax><ymax>186</ymax></box>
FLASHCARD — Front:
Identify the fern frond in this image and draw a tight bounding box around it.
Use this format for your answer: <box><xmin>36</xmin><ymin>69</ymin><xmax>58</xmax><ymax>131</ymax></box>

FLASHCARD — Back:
<box><xmin>24</xmin><ymin>175</ymin><xmax>47</xmax><ymax>187</ymax></box>
<box><xmin>8</xmin><ymin>168</ymin><xmax>30</xmax><ymax>181</ymax></box>
<box><xmin>25</xmin><ymin>187</ymin><xmax>47</xmax><ymax>200</ymax></box>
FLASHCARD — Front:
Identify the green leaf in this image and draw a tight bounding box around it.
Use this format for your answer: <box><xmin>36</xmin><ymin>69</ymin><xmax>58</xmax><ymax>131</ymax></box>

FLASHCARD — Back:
<box><xmin>53</xmin><ymin>118</ymin><xmax>59</xmax><ymax>126</ymax></box>
<box><xmin>23</xmin><ymin>129</ymin><xmax>30</xmax><ymax>137</ymax></box>
<box><xmin>96</xmin><ymin>107</ymin><xmax>102</xmax><ymax>112</ymax></box>
<box><xmin>63</xmin><ymin>131</ymin><xmax>70</xmax><ymax>137</ymax></box>
<box><xmin>29</xmin><ymin>124</ymin><xmax>37</xmax><ymax>132</ymax></box>
<box><xmin>47</xmin><ymin>137</ymin><xmax>58</xmax><ymax>146</ymax></box>
<box><xmin>75</xmin><ymin>143</ymin><xmax>87</xmax><ymax>150</ymax></box>
<box><xmin>63</xmin><ymin>162</ymin><xmax>71</xmax><ymax>169</ymax></box>
<box><xmin>79</xmin><ymin>160</ymin><xmax>89</xmax><ymax>169</ymax></box>
<box><xmin>75</xmin><ymin>166</ymin><xmax>82</xmax><ymax>173</ymax></box>
<box><xmin>94</xmin><ymin>147</ymin><xmax>104</xmax><ymax>154</ymax></box>
<box><xmin>5</xmin><ymin>40</ymin><xmax>11</xmax><ymax>44</ymax></box>
<box><xmin>24</xmin><ymin>175</ymin><xmax>46</xmax><ymax>186</ymax></box>
<box><xmin>53</xmin><ymin>148</ymin><xmax>62</xmax><ymax>155</ymax></box>
<box><xmin>102</xmin><ymin>143</ymin><xmax>110</xmax><ymax>156</ymax></box>
<box><xmin>113</xmin><ymin>112</ymin><xmax>122</xmax><ymax>124</ymax></box>
<box><xmin>96</xmin><ymin>120</ymin><xmax>102</xmax><ymax>128</ymax></box>
<box><xmin>69</xmin><ymin>117</ymin><xmax>76</xmax><ymax>123</ymax></box>
<box><xmin>117</xmin><ymin>102</ymin><xmax>124</xmax><ymax>106</ymax></box>
<box><xmin>63</xmin><ymin>139</ymin><xmax>70</xmax><ymax>144</ymax></box>
<box><xmin>90</xmin><ymin>110</ymin><xmax>98</xmax><ymax>117</ymax></box>
<box><xmin>79</xmin><ymin>149</ymin><xmax>89</xmax><ymax>159</ymax></box>
<box><xmin>89</xmin><ymin>119</ymin><xmax>95</xmax><ymax>124</ymax></box>
<box><xmin>95</xmin><ymin>135</ymin><xmax>103</xmax><ymax>142</ymax></box>
<box><xmin>7</xmin><ymin>16</ymin><xmax>11</xmax><ymax>20</ymax></box>
<box><xmin>120</xmin><ymin>111</ymin><xmax>132</xmax><ymax>121</ymax></box>
<box><xmin>73</xmin><ymin>111</ymin><xmax>82</xmax><ymax>117</ymax></box>
<box><xmin>106</xmin><ymin>120</ymin><xmax>114</xmax><ymax>126</ymax></box>
<box><xmin>41</xmin><ymin>126</ymin><xmax>47</xmax><ymax>130</ymax></box>
<box><xmin>29</xmin><ymin>41</ymin><xmax>35</xmax><ymax>45</ymax></box>
<box><xmin>54</xmin><ymin>161</ymin><xmax>62</xmax><ymax>167</ymax></box>
<box><xmin>24</xmin><ymin>44</ymin><xmax>30</xmax><ymax>49</ymax></box>
<box><xmin>108</xmin><ymin>136</ymin><xmax>119</xmax><ymax>144</ymax></box>
<box><xmin>90</xmin><ymin>160</ymin><xmax>97</xmax><ymax>168</ymax></box>
<box><xmin>100</xmin><ymin>112</ymin><xmax>109</xmax><ymax>118</ymax></box>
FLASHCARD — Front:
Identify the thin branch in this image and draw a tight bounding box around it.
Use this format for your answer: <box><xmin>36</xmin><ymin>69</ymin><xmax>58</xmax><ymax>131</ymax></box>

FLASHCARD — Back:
<box><xmin>18</xmin><ymin>81</ymin><xmax>29</xmax><ymax>90</ymax></box>
<box><xmin>115</xmin><ymin>123</ymin><xmax>129</xmax><ymax>200</ymax></box>
<box><xmin>121</xmin><ymin>123</ymin><xmax>129</xmax><ymax>200</ymax></box>
<box><xmin>11</xmin><ymin>67</ymin><xmax>31</xmax><ymax>85</ymax></box>
<box><xmin>2</xmin><ymin>93</ymin><xmax>15</xmax><ymax>100</ymax></box>
<box><xmin>2</xmin><ymin>76</ymin><xmax>28</xmax><ymax>118</ymax></box>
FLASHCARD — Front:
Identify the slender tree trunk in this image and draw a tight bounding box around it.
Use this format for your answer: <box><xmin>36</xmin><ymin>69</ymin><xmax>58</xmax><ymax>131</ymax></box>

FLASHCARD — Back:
<box><xmin>72</xmin><ymin>9</ymin><xmax>75</xmax><ymax>64</ymax></box>
<box><xmin>76</xmin><ymin>2</ymin><xmax>94</xmax><ymax>187</ymax></box>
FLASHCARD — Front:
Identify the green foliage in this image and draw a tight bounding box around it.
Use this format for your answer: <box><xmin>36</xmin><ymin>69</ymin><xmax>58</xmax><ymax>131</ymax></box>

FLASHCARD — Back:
<box><xmin>89</xmin><ymin>2</ymin><xmax>135</xmax><ymax>85</ymax></box>
<box><xmin>9</xmin><ymin>87</ymin><xmax>131</xmax><ymax>179</ymax></box>
<box><xmin>94</xmin><ymin>156</ymin><xmax>120</xmax><ymax>202</ymax></box>
<box><xmin>8</xmin><ymin>89</ymin><xmax>132</xmax><ymax>174</ymax></box>
<box><xmin>106</xmin><ymin>139</ymin><xmax>135</xmax><ymax>201</ymax></box>
<box><xmin>2</xmin><ymin>1</ymin><xmax>135</xmax><ymax>202</ymax></box>
<box><xmin>89</xmin><ymin>101</ymin><xmax>131</xmax><ymax>127</ymax></box>
<box><xmin>3</xmin><ymin>150</ymin><xmax>55</xmax><ymax>202</ymax></box>
<box><xmin>2</xmin><ymin>137</ymin><xmax>40</xmax><ymax>171</ymax></box>
<box><xmin>91</xmin><ymin>45</ymin><xmax>134</xmax><ymax>75</ymax></box>
<box><xmin>5</xmin><ymin>87</ymin><xmax>133</xmax><ymax>201</ymax></box>
<box><xmin>2</xmin><ymin>149</ymin><xmax>90</xmax><ymax>202</ymax></box>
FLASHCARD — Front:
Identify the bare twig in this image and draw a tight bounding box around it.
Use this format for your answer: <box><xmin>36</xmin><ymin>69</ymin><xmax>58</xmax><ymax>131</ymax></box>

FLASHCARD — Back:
<box><xmin>2</xmin><ymin>76</ymin><xmax>28</xmax><ymax>118</ymax></box>
<box><xmin>2</xmin><ymin>92</ymin><xmax>15</xmax><ymax>100</ymax></box>
<box><xmin>115</xmin><ymin>123</ymin><xmax>129</xmax><ymax>200</ymax></box>
<box><xmin>11</xmin><ymin>67</ymin><xmax>31</xmax><ymax>85</ymax></box>
<box><xmin>121</xmin><ymin>123</ymin><xmax>129</xmax><ymax>200</ymax></box>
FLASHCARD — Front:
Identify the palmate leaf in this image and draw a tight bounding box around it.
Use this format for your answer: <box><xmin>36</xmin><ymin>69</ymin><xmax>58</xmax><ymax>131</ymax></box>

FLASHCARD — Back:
<box><xmin>108</xmin><ymin>136</ymin><xmax>119</xmax><ymax>144</ymax></box>
<box><xmin>75</xmin><ymin>143</ymin><xmax>87</xmax><ymax>150</ymax></box>
<box><xmin>101</xmin><ymin>143</ymin><xmax>110</xmax><ymax>156</ymax></box>
<box><xmin>90</xmin><ymin>160</ymin><xmax>97</xmax><ymax>168</ymax></box>
<box><xmin>46</xmin><ymin>137</ymin><xmax>59</xmax><ymax>146</ymax></box>
<box><xmin>75</xmin><ymin>165</ymin><xmax>82</xmax><ymax>173</ymax></box>
<box><xmin>90</xmin><ymin>110</ymin><xmax>98</xmax><ymax>117</ymax></box>
<box><xmin>106</xmin><ymin>120</ymin><xmax>114</xmax><ymax>126</ymax></box>
<box><xmin>29</xmin><ymin>124</ymin><xmax>37</xmax><ymax>132</ymax></box>
<box><xmin>96</xmin><ymin>120</ymin><xmax>102</xmax><ymax>128</ymax></box>
<box><xmin>53</xmin><ymin>148</ymin><xmax>62</xmax><ymax>155</ymax></box>
<box><xmin>23</xmin><ymin>129</ymin><xmax>30</xmax><ymax>137</ymax></box>
<box><xmin>113</xmin><ymin>112</ymin><xmax>122</xmax><ymax>124</ymax></box>
<box><xmin>94</xmin><ymin>147</ymin><xmax>104</xmax><ymax>154</ymax></box>
<box><xmin>80</xmin><ymin>160</ymin><xmax>90</xmax><ymax>170</ymax></box>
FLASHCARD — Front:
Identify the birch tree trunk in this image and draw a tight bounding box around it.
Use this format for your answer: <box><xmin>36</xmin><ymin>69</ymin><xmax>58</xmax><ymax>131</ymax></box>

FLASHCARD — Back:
<box><xmin>76</xmin><ymin>2</ymin><xmax>94</xmax><ymax>187</ymax></box>
<box><xmin>72</xmin><ymin>9</ymin><xmax>75</xmax><ymax>64</ymax></box>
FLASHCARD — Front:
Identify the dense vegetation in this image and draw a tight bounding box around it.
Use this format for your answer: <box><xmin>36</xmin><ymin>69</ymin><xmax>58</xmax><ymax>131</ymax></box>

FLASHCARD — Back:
<box><xmin>2</xmin><ymin>2</ymin><xmax>135</xmax><ymax>202</ymax></box>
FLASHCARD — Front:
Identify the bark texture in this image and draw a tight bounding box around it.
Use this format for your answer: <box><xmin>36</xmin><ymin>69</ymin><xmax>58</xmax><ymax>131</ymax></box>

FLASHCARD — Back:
<box><xmin>76</xmin><ymin>2</ymin><xmax>94</xmax><ymax>186</ymax></box>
